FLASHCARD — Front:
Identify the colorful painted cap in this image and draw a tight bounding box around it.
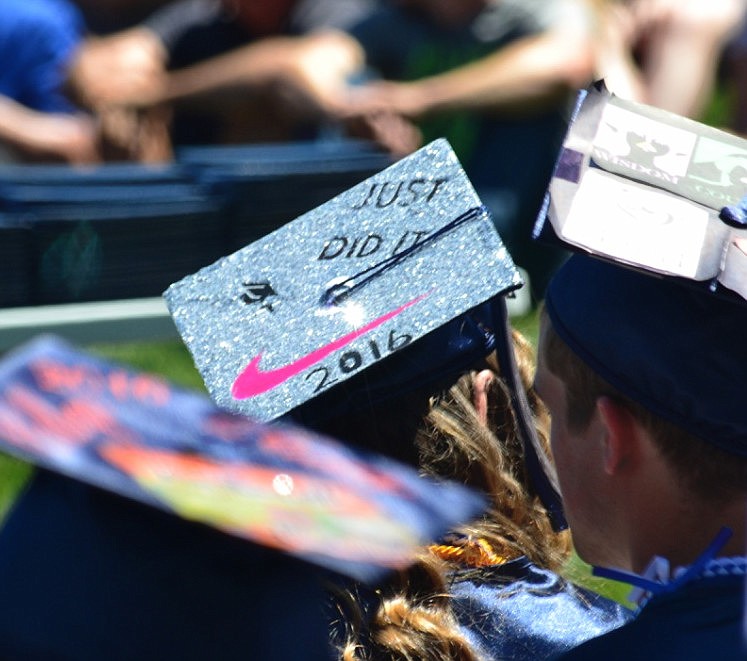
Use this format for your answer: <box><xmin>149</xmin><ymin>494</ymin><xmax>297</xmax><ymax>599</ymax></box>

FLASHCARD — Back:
<box><xmin>0</xmin><ymin>334</ymin><xmax>486</xmax><ymax>583</ymax></box>
<box><xmin>545</xmin><ymin>254</ymin><xmax>747</xmax><ymax>457</ymax></box>
<box><xmin>164</xmin><ymin>139</ymin><xmax>522</xmax><ymax>422</ymax></box>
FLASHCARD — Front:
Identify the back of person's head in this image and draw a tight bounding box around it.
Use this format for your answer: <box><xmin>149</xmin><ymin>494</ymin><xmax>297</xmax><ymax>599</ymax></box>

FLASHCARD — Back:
<box><xmin>165</xmin><ymin>139</ymin><xmax>570</xmax><ymax>659</ymax></box>
<box><xmin>541</xmin><ymin>254</ymin><xmax>747</xmax><ymax>503</ymax></box>
<box><xmin>331</xmin><ymin>324</ymin><xmax>570</xmax><ymax>661</ymax></box>
<box><xmin>275</xmin><ymin>257</ymin><xmax>569</xmax><ymax>660</ymax></box>
<box><xmin>292</xmin><ymin>312</ymin><xmax>567</xmax><ymax>568</ymax></box>
<box><xmin>414</xmin><ymin>332</ymin><xmax>564</xmax><ymax>569</ymax></box>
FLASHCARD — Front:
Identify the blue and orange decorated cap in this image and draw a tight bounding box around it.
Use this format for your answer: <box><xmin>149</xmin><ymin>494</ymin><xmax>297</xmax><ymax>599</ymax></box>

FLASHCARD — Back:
<box><xmin>0</xmin><ymin>469</ymin><xmax>333</xmax><ymax>661</ymax></box>
<box><xmin>0</xmin><ymin>334</ymin><xmax>488</xmax><ymax>584</ymax></box>
<box><xmin>545</xmin><ymin>253</ymin><xmax>747</xmax><ymax>457</ymax></box>
<box><xmin>0</xmin><ymin>333</ymin><xmax>495</xmax><ymax>658</ymax></box>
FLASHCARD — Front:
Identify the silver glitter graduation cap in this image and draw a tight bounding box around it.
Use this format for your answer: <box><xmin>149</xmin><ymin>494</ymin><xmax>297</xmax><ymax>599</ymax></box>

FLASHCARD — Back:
<box><xmin>165</xmin><ymin>139</ymin><xmax>522</xmax><ymax>422</ymax></box>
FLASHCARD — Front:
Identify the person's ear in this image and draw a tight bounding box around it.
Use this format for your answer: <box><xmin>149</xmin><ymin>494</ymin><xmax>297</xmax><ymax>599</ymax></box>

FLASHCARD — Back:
<box><xmin>472</xmin><ymin>369</ymin><xmax>495</xmax><ymax>426</ymax></box>
<box><xmin>595</xmin><ymin>396</ymin><xmax>641</xmax><ymax>476</ymax></box>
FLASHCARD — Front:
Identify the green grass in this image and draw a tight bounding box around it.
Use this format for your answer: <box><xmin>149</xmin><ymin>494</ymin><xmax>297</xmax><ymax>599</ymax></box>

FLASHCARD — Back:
<box><xmin>511</xmin><ymin>306</ymin><xmax>541</xmax><ymax>350</ymax></box>
<box><xmin>702</xmin><ymin>79</ymin><xmax>736</xmax><ymax>130</ymax></box>
<box><xmin>0</xmin><ymin>455</ymin><xmax>33</xmax><ymax>521</ymax></box>
<box><xmin>86</xmin><ymin>339</ymin><xmax>206</xmax><ymax>391</ymax></box>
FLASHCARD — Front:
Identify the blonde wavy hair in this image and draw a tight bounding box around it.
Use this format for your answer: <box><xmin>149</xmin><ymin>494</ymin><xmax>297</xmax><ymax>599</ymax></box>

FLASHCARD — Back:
<box><xmin>335</xmin><ymin>329</ymin><xmax>570</xmax><ymax>661</ymax></box>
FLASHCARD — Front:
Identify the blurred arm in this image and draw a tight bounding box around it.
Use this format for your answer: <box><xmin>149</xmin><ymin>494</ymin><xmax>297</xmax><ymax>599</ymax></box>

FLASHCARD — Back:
<box><xmin>343</xmin><ymin>24</ymin><xmax>597</xmax><ymax>120</ymax></box>
<box><xmin>632</xmin><ymin>0</ymin><xmax>746</xmax><ymax>118</ymax></box>
<box><xmin>598</xmin><ymin>0</ymin><xmax>747</xmax><ymax>118</ymax></box>
<box><xmin>158</xmin><ymin>30</ymin><xmax>365</xmax><ymax>116</ymax></box>
<box><xmin>0</xmin><ymin>95</ymin><xmax>99</xmax><ymax>164</ymax></box>
<box><xmin>67</xmin><ymin>26</ymin><xmax>168</xmax><ymax>109</ymax></box>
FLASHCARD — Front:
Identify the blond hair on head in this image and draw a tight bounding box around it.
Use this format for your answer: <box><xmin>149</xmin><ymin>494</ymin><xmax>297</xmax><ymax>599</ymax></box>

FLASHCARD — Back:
<box><xmin>337</xmin><ymin>328</ymin><xmax>569</xmax><ymax>661</ymax></box>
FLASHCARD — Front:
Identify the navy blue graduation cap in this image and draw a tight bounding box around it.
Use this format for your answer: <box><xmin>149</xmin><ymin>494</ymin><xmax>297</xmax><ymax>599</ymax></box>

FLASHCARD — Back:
<box><xmin>0</xmin><ymin>334</ymin><xmax>488</xmax><ymax>659</ymax></box>
<box><xmin>545</xmin><ymin>253</ymin><xmax>747</xmax><ymax>457</ymax></box>
<box><xmin>165</xmin><ymin>138</ymin><xmax>567</xmax><ymax>530</ymax></box>
<box><xmin>537</xmin><ymin>81</ymin><xmax>747</xmax><ymax>457</ymax></box>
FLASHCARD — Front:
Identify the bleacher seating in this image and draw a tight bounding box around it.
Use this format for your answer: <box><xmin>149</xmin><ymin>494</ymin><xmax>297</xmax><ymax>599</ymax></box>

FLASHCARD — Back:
<box><xmin>177</xmin><ymin>139</ymin><xmax>393</xmax><ymax>251</ymax></box>
<box><xmin>0</xmin><ymin>220</ymin><xmax>32</xmax><ymax>308</ymax></box>
<box><xmin>20</xmin><ymin>199</ymin><xmax>225</xmax><ymax>305</ymax></box>
<box><xmin>0</xmin><ymin>140</ymin><xmax>394</xmax><ymax>308</ymax></box>
<box><xmin>0</xmin><ymin>162</ymin><xmax>190</xmax><ymax>187</ymax></box>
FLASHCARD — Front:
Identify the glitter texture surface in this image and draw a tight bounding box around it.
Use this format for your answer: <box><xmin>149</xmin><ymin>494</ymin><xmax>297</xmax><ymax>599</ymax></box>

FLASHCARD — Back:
<box><xmin>164</xmin><ymin>139</ymin><xmax>521</xmax><ymax>421</ymax></box>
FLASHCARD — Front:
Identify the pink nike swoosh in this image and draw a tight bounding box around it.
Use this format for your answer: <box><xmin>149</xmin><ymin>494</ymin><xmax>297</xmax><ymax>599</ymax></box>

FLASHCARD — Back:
<box><xmin>231</xmin><ymin>292</ymin><xmax>429</xmax><ymax>400</ymax></box>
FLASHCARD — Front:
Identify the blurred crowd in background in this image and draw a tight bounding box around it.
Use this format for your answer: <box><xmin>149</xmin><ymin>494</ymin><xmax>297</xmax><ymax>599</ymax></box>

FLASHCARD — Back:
<box><xmin>4</xmin><ymin>0</ymin><xmax>746</xmax><ymax>163</ymax></box>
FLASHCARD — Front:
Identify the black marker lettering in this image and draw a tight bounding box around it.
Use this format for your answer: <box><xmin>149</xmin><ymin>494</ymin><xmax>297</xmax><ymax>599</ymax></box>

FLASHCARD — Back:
<box><xmin>351</xmin><ymin>183</ymin><xmax>378</xmax><ymax>210</ymax></box>
<box><xmin>318</xmin><ymin>237</ymin><xmax>348</xmax><ymax>260</ymax></box>
<box><xmin>391</xmin><ymin>230</ymin><xmax>430</xmax><ymax>256</ymax></box>
<box><xmin>346</xmin><ymin>237</ymin><xmax>361</xmax><ymax>258</ymax></box>
<box><xmin>304</xmin><ymin>327</ymin><xmax>411</xmax><ymax>394</ymax></box>
<box><xmin>357</xmin><ymin>234</ymin><xmax>382</xmax><ymax>258</ymax></box>
<box><xmin>402</xmin><ymin>179</ymin><xmax>426</xmax><ymax>206</ymax></box>
<box><xmin>427</xmin><ymin>178</ymin><xmax>448</xmax><ymax>201</ymax></box>
<box><xmin>305</xmin><ymin>366</ymin><xmax>339</xmax><ymax>393</ymax></box>
<box><xmin>376</xmin><ymin>181</ymin><xmax>403</xmax><ymax>208</ymax></box>
<box><xmin>339</xmin><ymin>351</ymin><xmax>363</xmax><ymax>373</ymax></box>
<box><xmin>353</xmin><ymin>178</ymin><xmax>448</xmax><ymax>210</ymax></box>
<box><xmin>391</xmin><ymin>233</ymin><xmax>408</xmax><ymax>256</ymax></box>
<box><xmin>388</xmin><ymin>329</ymin><xmax>413</xmax><ymax>352</ymax></box>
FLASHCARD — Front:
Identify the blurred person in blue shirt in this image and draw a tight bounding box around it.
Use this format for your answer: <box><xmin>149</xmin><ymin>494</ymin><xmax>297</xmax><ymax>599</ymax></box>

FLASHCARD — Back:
<box><xmin>0</xmin><ymin>0</ymin><xmax>98</xmax><ymax>163</ymax></box>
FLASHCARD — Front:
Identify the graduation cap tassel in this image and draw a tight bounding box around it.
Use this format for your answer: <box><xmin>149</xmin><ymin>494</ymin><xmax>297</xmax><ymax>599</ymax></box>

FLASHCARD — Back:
<box><xmin>322</xmin><ymin>206</ymin><xmax>488</xmax><ymax>306</ymax></box>
<box><xmin>492</xmin><ymin>297</ymin><xmax>567</xmax><ymax>532</ymax></box>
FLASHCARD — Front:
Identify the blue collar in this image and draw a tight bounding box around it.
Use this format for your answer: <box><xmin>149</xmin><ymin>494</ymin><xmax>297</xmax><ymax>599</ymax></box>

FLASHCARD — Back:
<box><xmin>591</xmin><ymin>527</ymin><xmax>742</xmax><ymax>607</ymax></box>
